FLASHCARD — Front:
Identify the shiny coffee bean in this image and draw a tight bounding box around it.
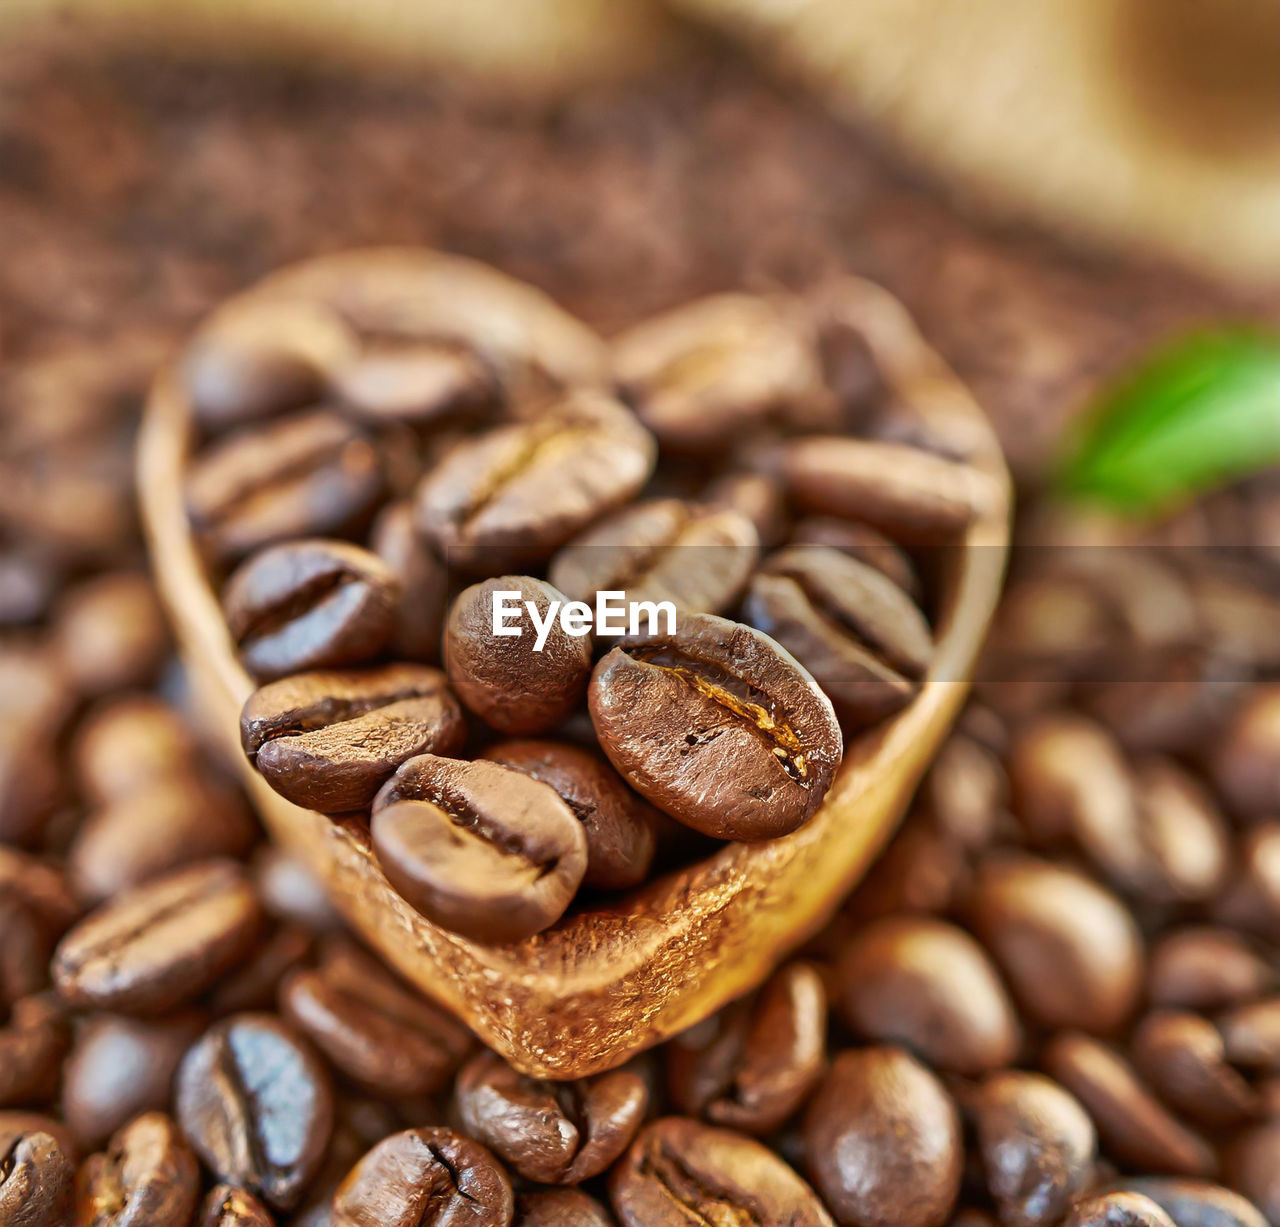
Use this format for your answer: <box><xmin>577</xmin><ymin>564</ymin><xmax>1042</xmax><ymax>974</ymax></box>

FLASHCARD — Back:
<box><xmin>53</xmin><ymin>860</ymin><xmax>262</xmax><ymax>1015</ymax></box>
<box><xmin>1107</xmin><ymin>1178</ymin><xmax>1269</xmax><ymax>1227</ymax></box>
<box><xmin>186</xmin><ymin>408</ymin><xmax>384</xmax><ymax>565</ymax></box>
<box><xmin>198</xmin><ymin>1184</ymin><xmax>275</xmax><ymax>1227</ymax></box>
<box><xmin>414</xmin><ymin>390</ymin><xmax>655</xmax><ymax>572</ymax></box>
<box><xmin>241</xmin><ymin>664</ymin><xmax>465</xmax><ymax>813</ymax></box>
<box><xmin>175</xmin><ymin>1014</ymin><xmax>334</xmax><ymax>1211</ymax></box>
<box><xmin>789</xmin><ymin>516</ymin><xmax>921</xmax><ymax>598</ymax></box>
<box><xmin>548</xmin><ymin>499</ymin><xmax>759</xmax><ymax>618</ymax></box>
<box><xmin>445</xmin><ymin>577</ymin><xmax>592</xmax><ymax>735</ymax></box>
<box><xmin>370</xmin><ymin>501</ymin><xmax>450</xmax><ymax>663</ymax></box>
<box><xmin>223</xmin><ymin>539</ymin><xmax>398</xmax><ymax>682</ymax></box>
<box><xmin>610</xmin><ymin>1116</ymin><xmax>834</xmax><ymax>1227</ymax></box>
<box><xmin>75</xmin><ymin>1112</ymin><xmax>199</xmax><ymax>1227</ymax></box>
<box><xmin>456</xmin><ymin>1052</ymin><xmax>648</xmax><ymax>1184</ymax></box>
<box><xmin>53</xmin><ymin>572</ymin><xmax>169</xmax><ymax>699</ymax></box>
<box><xmin>71</xmin><ymin>696</ymin><xmax>199</xmax><ymax>806</ymax></box>
<box><xmin>334</xmin><ymin>339</ymin><xmax>494</xmax><ymax>426</ymax></box>
<box><xmin>1148</xmin><ymin>930</ymin><xmax>1276</xmax><ymax>1012</ymax></box>
<box><xmin>0</xmin><ymin>996</ymin><xmax>68</xmax><ymax>1107</ymax></box>
<box><xmin>0</xmin><ymin>1114</ymin><xmax>76</xmax><ymax>1165</ymax></box>
<box><xmin>515</xmin><ymin>1188</ymin><xmax>612</xmax><ymax>1227</ymax></box>
<box><xmin>666</xmin><ymin>961</ymin><xmax>825</xmax><ymax>1134</ymax></box>
<box><xmin>281</xmin><ymin>938</ymin><xmax>472</xmax><ymax>1098</ymax></box>
<box><xmin>371</xmin><ymin>755</ymin><xmax>588</xmax><ymax>944</ymax></box>
<box><xmin>1065</xmin><ymin>1193</ymin><xmax>1178</xmax><ymax>1227</ymax></box>
<box><xmin>803</xmin><ymin>1047</ymin><xmax>962</xmax><ymax>1227</ymax></box>
<box><xmin>589</xmin><ymin>612</ymin><xmax>843</xmax><ymax>840</ymax></box>
<box><xmin>479</xmin><ymin>740</ymin><xmax>657</xmax><ymax>891</ymax></box>
<box><xmin>332</xmin><ymin>1127</ymin><xmax>514</xmax><ymax>1227</ymax></box>
<box><xmin>1130</xmin><ymin>1011</ymin><xmax>1258</xmax><ymax>1128</ymax></box>
<box><xmin>0</xmin><ymin>1130</ymin><xmax>73</xmax><ymax>1226</ymax></box>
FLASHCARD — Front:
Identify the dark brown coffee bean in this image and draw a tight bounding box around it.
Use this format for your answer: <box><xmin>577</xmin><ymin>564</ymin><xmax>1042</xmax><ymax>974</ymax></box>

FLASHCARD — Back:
<box><xmin>1211</xmin><ymin>687</ymin><xmax>1280</xmax><ymax>816</ymax></box>
<box><xmin>414</xmin><ymin>390</ymin><xmax>654</xmax><ymax>571</ymax></box>
<box><xmin>186</xmin><ymin>409</ymin><xmax>383</xmax><ymax>565</ymax></box>
<box><xmin>515</xmin><ymin>1188</ymin><xmax>612</xmax><ymax>1227</ymax></box>
<box><xmin>704</xmin><ymin>471</ymin><xmax>790</xmax><ymax>549</ymax></box>
<box><xmin>835</xmin><ymin>915</ymin><xmax>1019</xmax><ymax>1075</ymax></box>
<box><xmin>589</xmin><ymin>612</ymin><xmax>843</xmax><ymax>840</ymax></box>
<box><xmin>240</xmin><ymin>664</ymin><xmax>465</xmax><ymax>813</ymax></box>
<box><xmin>0</xmin><ymin>1130</ymin><xmax>73</xmax><ymax>1227</ymax></box>
<box><xmin>53</xmin><ymin>860</ymin><xmax>262</xmax><ymax>1015</ymax></box>
<box><xmin>666</xmin><ymin>961</ymin><xmax>825</xmax><ymax>1134</ymax></box>
<box><xmin>332</xmin><ymin>1127</ymin><xmax>514</xmax><ymax>1227</ymax></box>
<box><xmin>0</xmin><ymin>849</ymin><xmax>78</xmax><ymax>945</ymax></box>
<box><xmin>1065</xmin><ymin>1193</ymin><xmax>1179</xmax><ymax>1227</ymax></box>
<box><xmin>370</xmin><ymin>501</ymin><xmax>449</xmax><ymax>663</ymax></box>
<box><xmin>371</xmin><ymin>754</ymin><xmax>588</xmax><ymax>944</ymax></box>
<box><xmin>611</xmin><ymin>1116</ymin><xmax>833</xmax><ymax>1227</ymax></box>
<box><xmin>548</xmin><ymin>499</ymin><xmax>759</xmax><ymax>618</ymax></box>
<box><xmin>0</xmin><ymin>896</ymin><xmax>51</xmax><ymax>1012</ymax></box>
<box><xmin>803</xmin><ymin>1047</ymin><xmax>962</xmax><ymax>1227</ymax></box>
<box><xmin>479</xmin><ymin>740</ymin><xmax>657</xmax><ymax>891</ymax></box>
<box><xmin>1131</xmin><ymin>1012</ymin><xmax>1258</xmax><ymax>1128</ymax></box>
<box><xmin>968</xmin><ymin>855</ymin><xmax>1143</xmax><ymax>1034</ymax></box>
<box><xmin>456</xmin><ymin>1051</ymin><xmax>647</xmax><ymax>1184</ymax></box>
<box><xmin>75</xmin><ymin>1112</ymin><xmax>199</xmax><ymax>1227</ymax></box>
<box><xmin>71</xmin><ymin>696</ymin><xmax>200</xmax><ymax>806</ymax></box>
<box><xmin>444</xmin><ymin>577</ymin><xmax>592</xmax><ymax>735</ymax></box>
<box><xmin>0</xmin><ymin>997</ymin><xmax>68</xmax><ymax>1108</ymax></box>
<box><xmin>1218</xmin><ymin>998</ymin><xmax>1280</xmax><ymax>1073</ymax></box>
<box><xmin>198</xmin><ymin>1184</ymin><xmax>275</xmax><ymax>1227</ymax></box>
<box><xmin>223</xmin><ymin>539</ymin><xmax>398</xmax><ymax>682</ymax></box>
<box><xmin>281</xmin><ymin>938</ymin><xmax>472</xmax><ymax>1098</ymax></box>
<box><xmin>1149</xmin><ymin>931</ymin><xmax>1276</xmax><ymax>1012</ymax></box>
<box><xmin>1226</xmin><ymin>1123</ymin><xmax>1280</xmax><ymax>1227</ymax></box>
<box><xmin>964</xmin><ymin>1071</ymin><xmax>1096</xmax><ymax>1227</ymax></box>
<box><xmin>333</xmin><ymin>339</ymin><xmax>494</xmax><ymax>425</ymax></box>
<box><xmin>789</xmin><ymin>516</ymin><xmax>921</xmax><ymax>598</ymax></box>
<box><xmin>176</xmin><ymin>1014</ymin><xmax>334</xmax><ymax>1211</ymax></box>
<box><xmin>1043</xmin><ymin>1033</ymin><xmax>1216</xmax><ymax>1177</ymax></box>
<box><xmin>61</xmin><ymin>1012</ymin><xmax>205</xmax><ymax>1151</ymax></box>
<box><xmin>1106</xmin><ymin>1178</ymin><xmax>1269</xmax><ymax>1227</ymax></box>
<box><xmin>0</xmin><ymin>717</ymin><xmax>62</xmax><ymax>849</ymax></box>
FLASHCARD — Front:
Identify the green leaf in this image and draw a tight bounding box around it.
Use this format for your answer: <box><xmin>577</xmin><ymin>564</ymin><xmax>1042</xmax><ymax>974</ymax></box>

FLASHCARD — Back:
<box><xmin>1055</xmin><ymin>330</ymin><xmax>1280</xmax><ymax>516</ymax></box>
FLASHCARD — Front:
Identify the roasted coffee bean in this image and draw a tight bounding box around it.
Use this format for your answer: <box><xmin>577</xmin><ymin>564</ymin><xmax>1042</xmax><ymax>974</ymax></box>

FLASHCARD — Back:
<box><xmin>611</xmin><ymin>292</ymin><xmax>830</xmax><ymax>452</ymax></box>
<box><xmin>924</xmin><ymin>732</ymin><xmax>1006</xmax><ymax>850</ymax></box>
<box><xmin>414</xmin><ymin>390</ymin><xmax>655</xmax><ymax>572</ymax></box>
<box><xmin>963</xmin><ymin>1071</ymin><xmax>1096</xmax><ymax>1227</ymax></box>
<box><xmin>1214</xmin><ymin>825</ymin><xmax>1280</xmax><ymax>943</ymax></box>
<box><xmin>843</xmin><ymin>816</ymin><xmax>970</xmax><ymax>923</ymax></box>
<box><xmin>371</xmin><ymin>754</ymin><xmax>588</xmax><ymax>943</ymax></box>
<box><xmin>0</xmin><ymin>1130</ymin><xmax>73</xmax><ymax>1227</ymax></box>
<box><xmin>968</xmin><ymin>855</ymin><xmax>1143</xmax><ymax>1034</ymax></box>
<box><xmin>281</xmin><ymin>938</ymin><xmax>472</xmax><ymax>1098</ymax></box>
<box><xmin>209</xmin><ymin>924</ymin><xmax>313</xmax><ymax>1016</ymax></box>
<box><xmin>802</xmin><ymin>1047</ymin><xmax>962</xmax><ymax>1227</ymax></box>
<box><xmin>704</xmin><ymin>471</ymin><xmax>790</xmax><ymax>549</ymax></box>
<box><xmin>1218</xmin><ymin>998</ymin><xmax>1280</xmax><ymax>1073</ymax></box>
<box><xmin>52</xmin><ymin>860</ymin><xmax>262</xmax><ymax>1015</ymax></box>
<box><xmin>334</xmin><ymin>339</ymin><xmax>494</xmax><ymax>426</ymax></box>
<box><xmin>331</xmin><ymin>1127</ymin><xmax>514</xmax><ymax>1227</ymax></box>
<box><xmin>479</xmin><ymin>740</ymin><xmax>657</xmax><ymax>891</ymax></box>
<box><xmin>1131</xmin><ymin>1012</ymin><xmax>1258</xmax><ymax>1128</ymax></box>
<box><xmin>186</xmin><ymin>408</ymin><xmax>384</xmax><ymax>565</ymax></box>
<box><xmin>0</xmin><ymin>849</ymin><xmax>78</xmax><ymax>944</ymax></box>
<box><xmin>456</xmin><ymin>1052</ymin><xmax>648</xmax><ymax>1184</ymax></box>
<box><xmin>789</xmin><ymin>516</ymin><xmax>921</xmax><ymax>598</ymax></box>
<box><xmin>444</xmin><ymin>577</ymin><xmax>592</xmax><ymax>735</ymax></box>
<box><xmin>71</xmin><ymin>696</ymin><xmax>199</xmax><ymax>806</ymax></box>
<box><xmin>0</xmin><ymin>896</ymin><xmax>51</xmax><ymax>1011</ymax></box>
<box><xmin>53</xmin><ymin>573</ymin><xmax>168</xmax><ymax>702</ymax></box>
<box><xmin>240</xmin><ymin>664</ymin><xmax>465</xmax><ymax>813</ymax></box>
<box><xmin>1065</xmin><ymin>1193</ymin><xmax>1178</xmax><ymax>1227</ymax></box>
<box><xmin>0</xmin><ymin>1115</ymin><xmax>76</xmax><ymax>1164</ymax></box>
<box><xmin>666</xmin><ymin>961</ymin><xmax>825</xmax><ymax>1134</ymax></box>
<box><xmin>1043</xmin><ymin>1033</ymin><xmax>1216</xmax><ymax>1177</ymax></box>
<box><xmin>175</xmin><ymin>1014</ymin><xmax>334</xmax><ymax>1211</ymax></box>
<box><xmin>75</xmin><ymin>1112</ymin><xmax>199</xmax><ymax>1227</ymax></box>
<box><xmin>251</xmin><ymin>848</ymin><xmax>342</xmax><ymax>935</ymax></box>
<box><xmin>198</xmin><ymin>1184</ymin><xmax>275</xmax><ymax>1227</ymax></box>
<box><xmin>783</xmin><ymin>436</ymin><xmax>994</xmax><ymax>541</ymax></box>
<box><xmin>370</xmin><ymin>501</ymin><xmax>450</xmax><ymax>663</ymax></box>
<box><xmin>61</xmin><ymin>1012</ymin><xmax>205</xmax><ymax>1151</ymax></box>
<box><xmin>1211</xmin><ymin>687</ymin><xmax>1280</xmax><ymax>816</ymax></box>
<box><xmin>223</xmin><ymin>539</ymin><xmax>399</xmax><ymax>681</ymax></box>
<box><xmin>0</xmin><ymin>717</ymin><xmax>66</xmax><ymax>847</ymax></box>
<box><xmin>589</xmin><ymin>612</ymin><xmax>843</xmax><ymax>840</ymax></box>
<box><xmin>1226</xmin><ymin>1123</ymin><xmax>1280</xmax><ymax>1227</ymax></box>
<box><xmin>548</xmin><ymin>499</ymin><xmax>759</xmax><ymax>618</ymax></box>
<box><xmin>515</xmin><ymin>1188</ymin><xmax>612</xmax><ymax>1227</ymax></box>
<box><xmin>0</xmin><ymin>996</ymin><xmax>68</xmax><ymax>1107</ymax></box>
<box><xmin>1107</xmin><ymin>1178</ymin><xmax>1269</xmax><ymax>1227</ymax></box>
<box><xmin>834</xmin><ymin>915</ymin><xmax>1020</xmax><ymax>1075</ymax></box>
<box><xmin>610</xmin><ymin>1116</ymin><xmax>833</xmax><ymax>1227</ymax></box>
<box><xmin>1149</xmin><ymin>931</ymin><xmax>1276</xmax><ymax>1012</ymax></box>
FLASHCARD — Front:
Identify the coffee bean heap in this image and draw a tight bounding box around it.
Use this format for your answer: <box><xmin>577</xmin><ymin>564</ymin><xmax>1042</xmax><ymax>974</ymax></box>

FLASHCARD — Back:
<box><xmin>181</xmin><ymin>268</ymin><xmax>996</xmax><ymax>943</ymax></box>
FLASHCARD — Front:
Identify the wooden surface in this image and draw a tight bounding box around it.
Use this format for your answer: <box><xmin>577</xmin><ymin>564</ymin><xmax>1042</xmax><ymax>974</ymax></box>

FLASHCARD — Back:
<box><xmin>138</xmin><ymin>251</ymin><xmax>1010</xmax><ymax>1078</ymax></box>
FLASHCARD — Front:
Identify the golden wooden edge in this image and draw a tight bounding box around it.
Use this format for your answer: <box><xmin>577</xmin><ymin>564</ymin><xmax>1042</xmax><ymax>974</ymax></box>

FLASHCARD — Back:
<box><xmin>138</xmin><ymin>249</ymin><xmax>1011</xmax><ymax>1079</ymax></box>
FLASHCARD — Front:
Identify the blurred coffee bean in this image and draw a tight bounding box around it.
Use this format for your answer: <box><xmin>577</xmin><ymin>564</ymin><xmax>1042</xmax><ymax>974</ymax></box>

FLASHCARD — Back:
<box><xmin>968</xmin><ymin>855</ymin><xmax>1143</xmax><ymax>1034</ymax></box>
<box><xmin>0</xmin><ymin>896</ymin><xmax>51</xmax><ymax>1010</ymax></box>
<box><xmin>1107</xmin><ymin>1178</ymin><xmax>1269</xmax><ymax>1227</ymax></box>
<box><xmin>176</xmin><ymin>1013</ymin><xmax>333</xmax><ymax>1211</ymax></box>
<box><xmin>456</xmin><ymin>1051</ymin><xmax>648</xmax><ymax>1184</ymax></box>
<box><xmin>480</xmin><ymin>740</ymin><xmax>658</xmax><ymax>891</ymax></box>
<box><xmin>209</xmin><ymin>924</ymin><xmax>313</xmax><ymax>1016</ymax></box>
<box><xmin>1065</xmin><ymin>1193</ymin><xmax>1178</xmax><ymax>1227</ymax></box>
<box><xmin>414</xmin><ymin>390</ymin><xmax>655</xmax><ymax>572</ymax></box>
<box><xmin>250</xmin><ymin>847</ymin><xmax>342</xmax><ymax>935</ymax></box>
<box><xmin>0</xmin><ymin>1130</ymin><xmax>73</xmax><ymax>1225</ymax></box>
<box><xmin>371</xmin><ymin>754</ymin><xmax>588</xmax><ymax>944</ymax></box>
<box><xmin>445</xmin><ymin>577</ymin><xmax>592</xmax><ymax>735</ymax></box>
<box><xmin>1218</xmin><ymin>998</ymin><xmax>1280</xmax><ymax>1073</ymax></box>
<box><xmin>0</xmin><ymin>848</ymin><xmax>77</xmax><ymax>944</ymax></box>
<box><xmin>331</xmin><ymin>1127</ymin><xmax>514</xmax><ymax>1227</ymax></box>
<box><xmin>703</xmin><ymin>471</ymin><xmax>790</xmax><ymax>549</ymax></box>
<box><xmin>71</xmin><ymin>695</ymin><xmax>199</xmax><ymax>806</ymax></box>
<box><xmin>281</xmin><ymin>938</ymin><xmax>471</xmax><ymax>1098</ymax></box>
<box><xmin>924</xmin><ymin>733</ymin><xmax>1006</xmax><ymax>851</ymax></box>
<box><xmin>802</xmin><ymin>1047</ymin><xmax>962</xmax><ymax>1227</ymax></box>
<box><xmin>1211</xmin><ymin>687</ymin><xmax>1280</xmax><ymax>817</ymax></box>
<box><xmin>369</xmin><ymin>501</ymin><xmax>449</xmax><ymax>663</ymax></box>
<box><xmin>334</xmin><ymin>339</ymin><xmax>494</xmax><ymax>426</ymax></box>
<box><xmin>611</xmin><ymin>1116</ymin><xmax>833</xmax><ymax>1227</ymax></box>
<box><xmin>52</xmin><ymin>572</ymin><xmax>169</xmax><ymax>698</ymax></box>
<box><xmin>75</xmin><ymin>1112</ymin><xmax>199</xmax><ymax>1227</ymax></box>
<box><xmin>835</xmin><ymin>916</ymin><xmax>1019</xmax><ymax>1075</ymax></box>
<box><xmin>1149</xmin><ymin>930</ymin><xmax>1277</xmax><ymax>1012</ymax></box>
<box><xmin>0</xmin><ymin>1113</ymin><xmax>76</xmax><ymax>1163</ymax></box>
<box><xmin>1043</xmin><ymin>1033</ymin><xmax>1216</xmax><ymax>1176</ymax></box>
<box><xmin>515</xmin><ymin>1188</ymin><xmax>612</xmax><ymax>1226</ymax></box>
<box><xmin>53</xmin><ymin>860</ymin><xmax>262</xmax><ymax>1014</ymax></box>
<box><xmin>186</xmin><ymin>409</ymin><xmax>383</xmax><ymax>566</ymax></box>
<box><xmin>788</xmin><ymin>516</ymin><xmax>921</xmax><ymax>598</ymax></box>
<box><xmin>241</xmin><ymin>664</ymin><xmax>464</xmax><ymax>813</ymax></box>
<box><xmin>0</xmin><ymin>649</ymin><xmax>71</xmax><ymax>845</ymax></box>
<box><xmin>843</xmin><ymin>816</ymin><xmax>970</xmax><ymax>923</ymax></box>
<box><xmin>589</xmin><ymin>612</ymin><xmax>843</xmax><ymax>840</ymax></box>
<box><xmin>666</xmin><ymin>962</ymin><xmax>825</xmax><ymax>1134</ymax></box>
<box><xmin>223</xmin><ymin>539</ymin><xmax>398</xmax><ymax>681</ymax></box>
<box><xmin>0</xmin><ymin>996</ymin><xmax>68</xmax><ymax>1107</ymax></box>
<box><xmin>1131</xmin><ymin>1012</ymin><xmax>1258</xmax><ymax>1128</ymax></box>
<box><xmin>199</xmin><ymin>1183</ymin><xmax>276</xmax><ymax>1227</ymax></box>
<box><xmin>0</xmin><ymin>548</ymin><xmax>58</xmax><ymax>628</ymax></box>
<box><xmin>1225</xmin><ymin>1123</ymin><xmax>1280</xmax><ymax>1227</ymax></box>
<box><xmin>1214</xmin><ymin>825</ymin><xmax>1280</xmax><ymax>943</ymax></box>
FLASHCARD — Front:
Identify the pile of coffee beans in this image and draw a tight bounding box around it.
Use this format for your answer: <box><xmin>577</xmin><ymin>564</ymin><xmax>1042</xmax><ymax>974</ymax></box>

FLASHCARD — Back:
<box><xmin>181</xmin><ymin>263</ymin><xmax>997</xmax><ymax>942</ymax></box>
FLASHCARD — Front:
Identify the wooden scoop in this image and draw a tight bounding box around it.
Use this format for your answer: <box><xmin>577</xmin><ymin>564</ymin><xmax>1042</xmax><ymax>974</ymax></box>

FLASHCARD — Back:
<box><xmin>138</xmin><ymin>250</ymin><xmax>1010</xmax><ymax>1079</ymax></box>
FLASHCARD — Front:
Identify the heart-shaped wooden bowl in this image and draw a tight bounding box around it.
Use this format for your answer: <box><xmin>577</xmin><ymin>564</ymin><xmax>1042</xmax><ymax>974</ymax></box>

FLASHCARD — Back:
<box><xmin>138</xmin><ymin>249</ymin><xmax>1010</xmax><ymax>1079</ymax></box>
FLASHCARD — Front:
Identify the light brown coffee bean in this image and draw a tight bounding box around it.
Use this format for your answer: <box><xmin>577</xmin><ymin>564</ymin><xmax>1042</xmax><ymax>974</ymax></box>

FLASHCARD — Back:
<box><xmin>1211</xmin><ymin>686</ymin><xmax>1280</xmax><ymax>816</ymax></box>
<box><xmin>1149</xmin><ymin>930</ymin><xmax>1276</xmax><ymax>1012</ymax></box>
<box><xmin>71</xmin><ymin>696</ymin><xmax>200</xmax><ymax>806</ymax></box>
<box><xmin>1064</xmin><ymin>1193</ymin><xmax>1178</xmax><ymax>1227</ymax></box>
<box><xmin>53</xmin><ymin>573</ymin><xmax>169</xmax><ymax>699</ymax></box>
<box><xmin>704</xmin><ymin>471</ymin><xmax>790</xmax><ymax>549</ymax></box>
<box><xmin>1218</xmin><ymin>998</ymin><xmax>1280</xmax><ymax>1073</ymax></box>
<box><xmin>198</xmin><ymin>1184</ymin><xmax>275</xmax><ymax>1227</ymax></box>
<box><xmin>1106</xmin><ymin>1178</ymin><xmax>1268</xmax><ymax>1227</ymax></box>
<box><xmin>1226</xmin><ymin>1122</ymin><xmax>1280</xmax><ymax>1227</ymax></box>
<box><xmin>75</xmin><ymin>1112</ymin><xmax>199</xmax><ymax>1227</ymax></box>
<box><xmin>515</xmin><ymin>1188</ymin><xmax>612</xmax><ymax>1227</ymax></box>
<box><xmin>334</xmin><ymin>339</ymin><xmax>494</xmax><ymax>425</ymax></box>
<box><xmin>0</xmin><ymin>1130</ymin><xmax>73</xmax><ymax>1226</ymax></box>
<box><xmin>1131</xmin><ymin>1012</ymin><xmax>1258</xmax><ymax>1128</ymax></box>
